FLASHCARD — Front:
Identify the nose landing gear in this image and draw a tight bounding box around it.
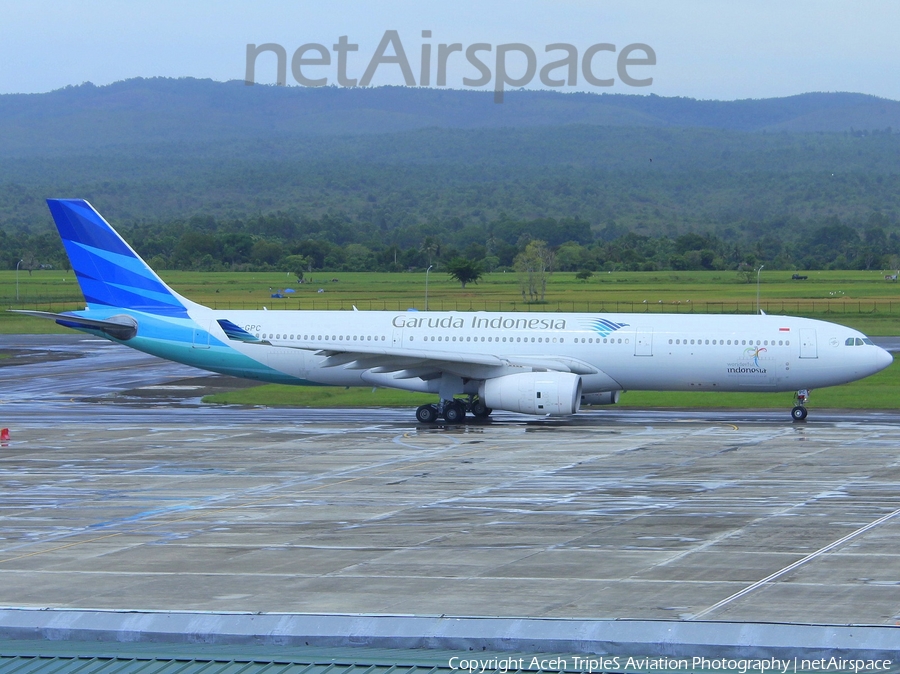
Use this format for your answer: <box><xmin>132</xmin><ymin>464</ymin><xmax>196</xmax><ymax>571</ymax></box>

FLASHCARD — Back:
<box><xmin>791</xmin><ymin>389</ymin><xmax>810</xmax><ymax>421</ymax></box>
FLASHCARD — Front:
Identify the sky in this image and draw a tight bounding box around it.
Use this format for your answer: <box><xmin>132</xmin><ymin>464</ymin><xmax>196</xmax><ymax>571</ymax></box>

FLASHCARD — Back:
<box><xmin>0</xmin><ymin>0</ymin><xmax>897</xmax><ymax>100</ymax></box>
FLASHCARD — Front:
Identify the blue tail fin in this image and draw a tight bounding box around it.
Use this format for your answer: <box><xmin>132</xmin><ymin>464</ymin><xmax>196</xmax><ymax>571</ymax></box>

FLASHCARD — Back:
<box><xmin>47</xmin><ymin>199</ymin><xmax>189</xmax><ymax>317</ymax></box>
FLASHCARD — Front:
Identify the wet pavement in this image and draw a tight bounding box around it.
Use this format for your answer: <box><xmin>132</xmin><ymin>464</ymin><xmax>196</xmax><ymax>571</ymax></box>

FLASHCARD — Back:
<box><xmin>0</xmin><ymin>336</ymin><xmax>899</xmax><ymax>626</ymax></box>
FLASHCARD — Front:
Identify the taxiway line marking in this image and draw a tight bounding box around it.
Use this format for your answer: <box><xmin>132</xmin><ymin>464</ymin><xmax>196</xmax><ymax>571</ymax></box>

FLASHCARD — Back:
<box><xmin>690</xmin><ymin>506</ymin><xmax>900</xmax><ymax>620</ymax></box>
<box><xmin>0</xmin><ymin>442</ymin><xmax>493</xmax><ymax>566</ymax></box>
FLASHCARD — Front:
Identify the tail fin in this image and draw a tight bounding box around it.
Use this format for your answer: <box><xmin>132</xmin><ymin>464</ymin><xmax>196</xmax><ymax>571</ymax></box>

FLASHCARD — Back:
<box><xmin>47</xmin><ymin>199</ymin><xmax>189</xmax><ymax>316</ymax></box>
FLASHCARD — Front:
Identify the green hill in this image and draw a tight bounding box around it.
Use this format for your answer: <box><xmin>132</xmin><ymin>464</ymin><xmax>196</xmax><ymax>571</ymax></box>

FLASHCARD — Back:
<box><xmin>1</xmin><ymin>79</ymin><xmax>899</xmax><ymax>274</ymax></box>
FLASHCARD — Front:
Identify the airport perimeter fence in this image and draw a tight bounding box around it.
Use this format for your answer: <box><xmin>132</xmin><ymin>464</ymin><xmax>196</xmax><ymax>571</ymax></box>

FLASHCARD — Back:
<box><xmin>6</xmin><ymin>297</ymin><xmax>900</xmax><ymax>316</ymax></box>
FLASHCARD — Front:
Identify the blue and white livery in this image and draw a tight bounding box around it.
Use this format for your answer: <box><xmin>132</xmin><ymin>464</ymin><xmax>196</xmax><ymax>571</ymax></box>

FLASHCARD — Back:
<box><xmin>17</xmin><ymin>199</ymin><xmax>893</xmax><ymax>422</ymax></box>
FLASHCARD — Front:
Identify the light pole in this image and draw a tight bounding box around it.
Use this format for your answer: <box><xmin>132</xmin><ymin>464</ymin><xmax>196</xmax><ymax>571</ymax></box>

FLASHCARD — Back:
<box><xmin>756</xmin><ymin>264</ymin><xmax>765</xmax><ymax>315</ymax></box>
<box><xmin>15</xmin><ymin>259</ymin><xmax>23</xmax><ymax>302</ymax></box>
<box><xmin>425</xmin><ymin>265</ymin><xmax>433</xmax><ymax>311</ymax></box>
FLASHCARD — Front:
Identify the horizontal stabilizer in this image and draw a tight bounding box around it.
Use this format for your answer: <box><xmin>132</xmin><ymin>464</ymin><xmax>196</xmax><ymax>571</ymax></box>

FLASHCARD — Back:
<box><xmin>10</xmin><ymin>310</ymin><xmax>138</xmax><ymax>340</ymax></box>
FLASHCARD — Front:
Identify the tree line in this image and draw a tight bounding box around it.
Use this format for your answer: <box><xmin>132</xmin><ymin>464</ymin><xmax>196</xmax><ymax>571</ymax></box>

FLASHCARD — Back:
<box><xmin>3</xmin><ymin>210</ymin><xmax>899</xmax><ymax>278</ymax></box>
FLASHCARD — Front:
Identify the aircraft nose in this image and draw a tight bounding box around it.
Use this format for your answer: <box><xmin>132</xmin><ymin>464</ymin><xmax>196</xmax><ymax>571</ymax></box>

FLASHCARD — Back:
<box><xmin>875</xmin><ymin>346</ymin><xmax>893</xmax><ymax>372</ymax></box>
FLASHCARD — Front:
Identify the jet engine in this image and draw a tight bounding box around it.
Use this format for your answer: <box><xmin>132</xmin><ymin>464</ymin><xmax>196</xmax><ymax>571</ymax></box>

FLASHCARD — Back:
<box><xmin>480</xmin><ymin>372</ymin><xmax>582</xmax><ymax>415</ymax></box>
<box><xmin>581</xmin><ymin>391</ymin><xmax>621</xmax><ymax>406</ymax></box>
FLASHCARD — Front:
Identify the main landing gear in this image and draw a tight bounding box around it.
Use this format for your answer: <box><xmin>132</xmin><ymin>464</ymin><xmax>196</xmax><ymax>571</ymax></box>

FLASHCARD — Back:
<box><xmin>415</xmin><ymin>396</ymin><xmax>492</xmax><ymax>424</ymax></box>
<box><xmin>791</xmin><ymin>389</ymin><xmax>810</xmax><ymax>421</ymax></box>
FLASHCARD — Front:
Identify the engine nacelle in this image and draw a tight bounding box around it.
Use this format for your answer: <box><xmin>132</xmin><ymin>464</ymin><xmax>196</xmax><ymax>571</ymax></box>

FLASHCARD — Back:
<box><xmin>581</xmin><ymin>391</ymin><xmax>621</xmax><ymax>406</ymax></box>
<box><xmin>480</xmin><ymin>372</ymin><xmax>582</xmax><ymax>416</ymax></box>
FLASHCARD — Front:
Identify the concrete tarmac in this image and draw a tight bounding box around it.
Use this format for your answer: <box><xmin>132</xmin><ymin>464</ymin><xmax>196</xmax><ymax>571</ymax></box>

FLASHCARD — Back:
<box><xmin>1</xmin><ymin>335</ymin><xmax>899</xmax><ymax>627</ymax></box>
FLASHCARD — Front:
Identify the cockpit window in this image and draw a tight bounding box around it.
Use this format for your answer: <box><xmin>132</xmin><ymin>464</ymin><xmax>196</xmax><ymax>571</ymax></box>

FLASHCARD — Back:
<box><xmin>863</xmin><ymin>338</ymin><xmax>874</xmax><ymax>346</ymax></box>
<box><xmin>845</xmin><ymin>337</ymin><xmax>855</xmax><ymax>346</ymax></box>
<box><xmin>855</xmin><ymin>338</ymin><xmax>865</xmax><ymax>346</ymax></box>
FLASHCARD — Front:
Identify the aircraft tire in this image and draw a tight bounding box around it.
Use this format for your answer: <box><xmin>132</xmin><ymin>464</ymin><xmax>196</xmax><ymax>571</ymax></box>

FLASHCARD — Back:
<box><xmin>443</xmin><ymin>401</ymin><xmax>466</xmax><ymax>423</ymax></box>
<box><xmin>416</xmin><ymin>404</ymin><xmax>439</xmax><ymax>423</ymax></box>
<box><xmin>791</xmin><ymin>405</ymin><xmax>808</xmax><ymax>421</ymax></box>
<box><xmin>471</xmin><ymin>399</ymin><xmax>491</xmax><ymax>418</ymax></box>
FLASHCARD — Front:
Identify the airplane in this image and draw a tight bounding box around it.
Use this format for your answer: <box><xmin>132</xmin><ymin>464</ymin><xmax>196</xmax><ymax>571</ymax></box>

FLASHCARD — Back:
<box><xmin>13</xmin><ymin>199</ymin><xmax>894</xmax><ymax>423</ymax></box>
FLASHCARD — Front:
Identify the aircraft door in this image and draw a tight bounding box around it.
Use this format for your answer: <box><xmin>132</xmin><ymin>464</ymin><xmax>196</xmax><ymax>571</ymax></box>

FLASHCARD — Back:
<box><xmin>192</xmin><ymin>322</ymin><xmax>211</xmax><ymax>349</ymax></box>
<box><xmin>799</xmin><ymin>328</ymin><xmax>817</xmax><ymax>358</ymax></box>
<box><xmin>392</xmin><ymin>327</ymin><xmax>404</xmax><ymax>348</ymax></box>
<box><xmin>634</xmin><ymin>327</ymin><xmax>653</xmax><ymax>356</ymax></box>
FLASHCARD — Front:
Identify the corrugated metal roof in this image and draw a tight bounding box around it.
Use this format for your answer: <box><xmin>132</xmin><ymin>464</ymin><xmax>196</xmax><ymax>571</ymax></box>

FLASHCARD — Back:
<box><xmin>0</xmin><ymin>657</ymin><xmax>441</xmax><ymax>674</ymax></box>
<box><xmin>0</xmin><ymin>642</ymin><xmax>556</xmax><ymax>674</ymax></box>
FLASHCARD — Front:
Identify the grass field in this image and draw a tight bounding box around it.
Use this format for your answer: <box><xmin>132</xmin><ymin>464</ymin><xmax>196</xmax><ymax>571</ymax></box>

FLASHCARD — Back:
<box><xmin>3</xmin><ymin>268</ymin><xmax>897</xmax><ymax>410</ymax></box>
<box><xmin>3</xmin><ymin>268</ymin><xmax>900</xmax><ymax>333</ymax></box>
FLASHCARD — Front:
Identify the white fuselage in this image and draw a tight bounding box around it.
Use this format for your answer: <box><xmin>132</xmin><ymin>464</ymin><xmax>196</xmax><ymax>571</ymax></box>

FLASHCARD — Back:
<box><xmin>199</xmin><ymin>309</ymin><xmax>891</xmax><ymax>395</ymax></box>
